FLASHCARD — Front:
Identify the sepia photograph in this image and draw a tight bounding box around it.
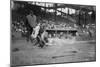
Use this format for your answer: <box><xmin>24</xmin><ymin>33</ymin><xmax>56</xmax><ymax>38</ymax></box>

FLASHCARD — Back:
<box><xmin>10</xmin><ymin>0</ymin><xmax>96</xmax><ymax>66</ymax></box>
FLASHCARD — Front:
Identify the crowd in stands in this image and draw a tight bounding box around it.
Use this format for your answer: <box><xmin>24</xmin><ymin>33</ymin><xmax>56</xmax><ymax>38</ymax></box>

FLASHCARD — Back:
<box><xmin>11</xmin><ymin>1</ymin><xmax>96</xmax><ymax>41</ymax></box>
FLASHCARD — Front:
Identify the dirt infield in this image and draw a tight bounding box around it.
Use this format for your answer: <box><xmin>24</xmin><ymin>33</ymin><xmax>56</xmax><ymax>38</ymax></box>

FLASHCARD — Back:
<box><xmin>11</xmin><ymin>38</ymin><xmax>96</xmax><ymax>66</ymax></box>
